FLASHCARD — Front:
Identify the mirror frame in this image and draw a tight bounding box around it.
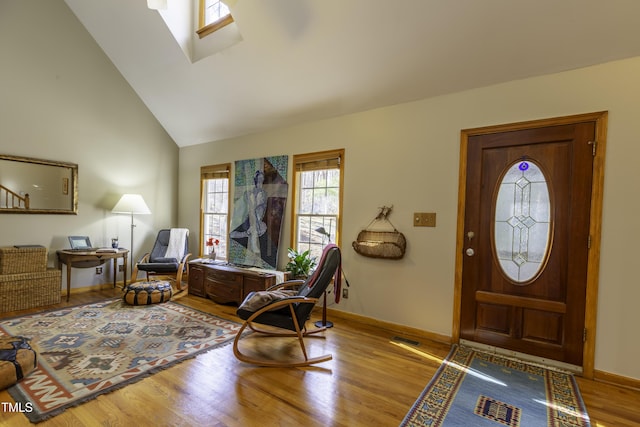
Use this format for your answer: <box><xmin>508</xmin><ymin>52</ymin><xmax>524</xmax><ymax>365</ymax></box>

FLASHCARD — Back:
<box><xmin>0</xmin><ymin>154</ymin><xmax>78</xmax><ymax>214</ymax></box>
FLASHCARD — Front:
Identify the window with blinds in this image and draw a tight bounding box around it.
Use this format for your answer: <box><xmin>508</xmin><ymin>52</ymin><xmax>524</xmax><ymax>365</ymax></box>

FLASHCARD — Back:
<box><xmin>200</xmin><ymin>163</ymin><xmax>230</xmax><ymax>259</ymax></box>
<box><xmin>291</xmin><ymin>149</ymin><xmax>344</xmax><ymax>260</ymax></box>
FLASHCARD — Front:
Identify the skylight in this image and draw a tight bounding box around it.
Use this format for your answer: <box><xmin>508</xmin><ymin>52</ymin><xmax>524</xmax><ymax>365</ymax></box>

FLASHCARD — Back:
<box><xmin>204</xmin><ymin>1</ymin><xmax>229</xmax><ymax>25</ymax></box>
<box><xmin>198</xmin><ymin>0</ymin><xmax>234</xmax><ymax>39</ymax></box>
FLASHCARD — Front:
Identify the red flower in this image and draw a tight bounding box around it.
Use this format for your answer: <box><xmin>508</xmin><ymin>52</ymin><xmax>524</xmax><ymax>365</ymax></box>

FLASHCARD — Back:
<box><xmin>206</xmin><ymin>238</ymin><xmax>219</xmax><ymax>247</ymax></box>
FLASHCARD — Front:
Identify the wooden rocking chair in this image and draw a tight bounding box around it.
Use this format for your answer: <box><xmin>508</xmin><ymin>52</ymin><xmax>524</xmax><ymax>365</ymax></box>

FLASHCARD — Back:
<box><xmin>233</xmin><ymin>244</ymin><xmax>342</xmax><ymax>367</ymax></box>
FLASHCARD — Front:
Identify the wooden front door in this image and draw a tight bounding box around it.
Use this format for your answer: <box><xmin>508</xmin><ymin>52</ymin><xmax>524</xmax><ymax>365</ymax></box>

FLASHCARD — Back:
<box><xmin>458</xmin><ymin>115</ymin><xmax>603</xmax><ymax>367</ymax></box>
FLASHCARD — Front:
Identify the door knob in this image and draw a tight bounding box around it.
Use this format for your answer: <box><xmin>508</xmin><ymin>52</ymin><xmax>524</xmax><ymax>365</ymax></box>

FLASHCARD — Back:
<box><xmin>466</xmin><ymin>248</ymin><xmax>475</xmax><ymax>256</ymax></box>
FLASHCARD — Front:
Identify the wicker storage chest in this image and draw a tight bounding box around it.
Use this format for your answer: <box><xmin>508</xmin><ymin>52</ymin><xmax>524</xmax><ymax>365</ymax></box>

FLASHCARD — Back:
<box><xmin>0</xmin><ymin>246</ymin><xmax>47</xmax><ymax>274</ymax></box>
<box><xmin>0</xmin><ymin>270</ymin><xmax>61</xmax><ymax>312</ymax></box>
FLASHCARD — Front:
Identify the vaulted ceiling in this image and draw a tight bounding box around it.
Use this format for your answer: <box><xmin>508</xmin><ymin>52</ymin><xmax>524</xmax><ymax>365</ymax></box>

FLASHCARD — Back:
<box><xmin>64</xmin><ymin>0</ymin><xmax>640</xmax><ymax>147</ymax></box>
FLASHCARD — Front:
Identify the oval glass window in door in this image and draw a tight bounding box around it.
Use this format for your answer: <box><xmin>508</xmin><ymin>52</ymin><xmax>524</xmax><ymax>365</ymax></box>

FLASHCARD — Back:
<box><xmin>494</xmin><ymin>160</ymin><xmax>552</xmax><ymax>284</ymax></box>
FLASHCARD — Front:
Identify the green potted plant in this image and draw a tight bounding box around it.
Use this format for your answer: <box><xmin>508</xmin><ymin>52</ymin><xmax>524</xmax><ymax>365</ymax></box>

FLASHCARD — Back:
<box><xmin>285</xmin><ymin>248</ymin><xmax>317</xmax><ymax>279</ymax></box>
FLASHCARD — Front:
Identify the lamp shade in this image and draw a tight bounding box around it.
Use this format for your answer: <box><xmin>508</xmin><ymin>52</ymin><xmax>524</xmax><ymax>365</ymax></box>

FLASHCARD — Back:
<box><xmin>112</xmin><ymin>194</ymin><xmax>151</xmax><ymax>215</ymax></box>
<box><xmin>147</xmin><ymin>0</ymin><xmax>167</xmax><ymax>10</ymax></box>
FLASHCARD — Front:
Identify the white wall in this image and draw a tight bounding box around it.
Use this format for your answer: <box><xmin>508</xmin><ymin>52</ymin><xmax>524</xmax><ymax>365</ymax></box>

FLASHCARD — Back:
<box><xmin>0</xmin><ymin>1</ymin><xmax>179</xmax><ymax>287</ymax></box>
<box><xmin>179</xmin><ymin>56</ymin><xmax>640</xmax><ymax>380</ymax></box>
<box><xmin>3</xmin><ymin>0</ymin><xmax>637</xmax><ymax>383</ymax></box>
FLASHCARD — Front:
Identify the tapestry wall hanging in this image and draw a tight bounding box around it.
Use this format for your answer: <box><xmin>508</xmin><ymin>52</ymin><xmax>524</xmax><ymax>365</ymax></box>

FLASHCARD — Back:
<box><xmin>229</xmin><ymin>155</ymin><xmax>288</xmax><ymax>269</ymax></box>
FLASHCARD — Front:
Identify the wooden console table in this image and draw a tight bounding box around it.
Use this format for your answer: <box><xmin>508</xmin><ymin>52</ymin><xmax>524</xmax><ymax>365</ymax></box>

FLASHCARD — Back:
<box><xmin>56</xmin><ymin>249</ymin><xmax>129</xmax><ymax>301</ymax></box>
<box><xmin>188</xmin><ymin>261</ymin><xmax>286</xmax><ymax>304</ymax></box>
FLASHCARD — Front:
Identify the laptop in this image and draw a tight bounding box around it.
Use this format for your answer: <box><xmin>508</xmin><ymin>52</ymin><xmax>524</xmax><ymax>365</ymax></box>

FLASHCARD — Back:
<box><xmin>68</xmin><ymin>236</ymin><xmax>97</xmax><ymax>251</ymax></box>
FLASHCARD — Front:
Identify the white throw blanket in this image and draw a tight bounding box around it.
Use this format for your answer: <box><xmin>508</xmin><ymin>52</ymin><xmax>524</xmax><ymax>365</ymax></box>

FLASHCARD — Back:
<box><xmin>165</xmin><ymin>228</ymin><xmax>189</xmax><ymax>260</ymax></box>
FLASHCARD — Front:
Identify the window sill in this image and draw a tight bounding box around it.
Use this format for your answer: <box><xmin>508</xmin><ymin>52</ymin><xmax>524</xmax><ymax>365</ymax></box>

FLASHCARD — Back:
<box><xmin>197</xmin><ymin>15</ymin><xmax>234</xmax><ymax>39</ymax></box>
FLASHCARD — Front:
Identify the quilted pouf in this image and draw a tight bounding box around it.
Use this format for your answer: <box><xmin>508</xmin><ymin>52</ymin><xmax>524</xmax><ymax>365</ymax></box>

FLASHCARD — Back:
<box><xmin>123</xmin><ymin>281</ymin><xmax>173</xmax><ymax>305</ymax></box>
<box><xmin>0</xmin><ymin>336</ymin><xmax>37</xmax><ymax>390</ymax></box>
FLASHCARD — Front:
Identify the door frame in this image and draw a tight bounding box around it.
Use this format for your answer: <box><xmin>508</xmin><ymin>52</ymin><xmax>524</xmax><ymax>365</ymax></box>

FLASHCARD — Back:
<box><xmin>452</xmin><ymin>111</ymin><xmax>608</xmax><ymax>379</ymax></box>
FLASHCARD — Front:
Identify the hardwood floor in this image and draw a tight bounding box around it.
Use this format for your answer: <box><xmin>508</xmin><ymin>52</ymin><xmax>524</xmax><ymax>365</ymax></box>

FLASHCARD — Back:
<box><xmin>1</xmin><ymin>289</ymin><xmax>639</xmax><ymax>426</ymax></box>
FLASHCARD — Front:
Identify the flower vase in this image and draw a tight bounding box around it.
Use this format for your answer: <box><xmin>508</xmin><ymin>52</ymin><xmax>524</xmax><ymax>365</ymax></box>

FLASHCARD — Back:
<box><xmin>209</xmin><ymin>248</ymin><xmax>216</xmax><ymax>260</ymax></box>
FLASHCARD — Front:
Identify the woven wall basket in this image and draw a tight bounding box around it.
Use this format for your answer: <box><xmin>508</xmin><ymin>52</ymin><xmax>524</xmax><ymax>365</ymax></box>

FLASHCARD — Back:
<box><xmin>352</xmin><ymin>230</ymin><xmax>406</xmax><ymax>259</ymax></box>
<box><xmin>352</xmin><ymin>206</ymin><xmax>406</xmax><ymax>259</ymax></box>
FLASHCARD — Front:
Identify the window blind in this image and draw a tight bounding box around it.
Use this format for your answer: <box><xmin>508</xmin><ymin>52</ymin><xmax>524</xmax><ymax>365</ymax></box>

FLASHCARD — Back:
<box><xmin>295</xmin><ymin>152</ymin><xmax>341</xmax><ymax>172</ymax></box>
<box><xmin>200</xmin><ymin>164</ymin><xmax>230</xmax><ymax>180</ymax></box>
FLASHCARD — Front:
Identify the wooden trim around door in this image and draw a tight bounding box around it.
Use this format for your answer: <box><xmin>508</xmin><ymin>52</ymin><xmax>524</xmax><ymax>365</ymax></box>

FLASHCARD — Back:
<box><xmin>452</xmin><ymin>111</ymin><xmax>608</xmax><ymax>379</ymax></box>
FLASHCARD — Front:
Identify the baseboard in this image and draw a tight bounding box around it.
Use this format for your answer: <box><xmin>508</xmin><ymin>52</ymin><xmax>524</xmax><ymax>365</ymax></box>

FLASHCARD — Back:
<box><xmin>61</xmin><ymin>289</ymin><xmax>639</xmax><ymax>391</ymax></box>
<box><xmin>64</xmin><ymin>282</ymin><xmax>124</xmax><ymax>295</ymax></box>
<box><xmin>594</xmin><ymin>369</ymin><xmax>640</xmax><ymax>391</ymax></box>
<box><xmin>64</xmin><ymin>277</ymin><xmax>189</xmax><ymax>296</ymax></box>
<box><xmin>319</xmin><ymin>308</ymin><xmax>639</xmax><ymax>391</ymax></box>
<box><xmin>322</xmin><ymin>307</ymin><xmax>452</xmax><ymax>345</ymax></box>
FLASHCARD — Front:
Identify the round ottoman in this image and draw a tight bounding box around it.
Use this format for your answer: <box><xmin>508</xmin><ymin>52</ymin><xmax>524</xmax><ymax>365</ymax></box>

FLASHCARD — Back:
<box><xmin>0</xmin><ymin>336</ymin><xmax>37</xmax><ymax>390</ymax></box>
<box><xmin>123</xmin><ymin>281</ymin><xmax>173</xmax><ymax>305</ymax></box>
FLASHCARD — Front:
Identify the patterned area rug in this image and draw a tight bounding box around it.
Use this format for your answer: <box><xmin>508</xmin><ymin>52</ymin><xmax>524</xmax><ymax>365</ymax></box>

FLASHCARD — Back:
<box><xmin>0</xmin><ymin>299</ymin><xmax>241</xmax><ymax>423</ymax></box>
<box><xmin>401</xmin><ymin>345</ymin><xmax>591</xmax><ymax>427</ymax></box>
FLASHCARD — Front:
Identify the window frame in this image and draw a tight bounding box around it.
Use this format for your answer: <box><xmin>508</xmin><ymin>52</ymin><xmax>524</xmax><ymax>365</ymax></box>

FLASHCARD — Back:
<box><xmin>197</xmin><ymin>0</ymin><xmax>234</xmax><ymax>39</ymax></box>
<box><xmin>290</xmin><ymin>149</ymin><xmax>345</xmax><ymax>259</ymax></box>
<box><xmin>200</xmin><ymin>163</ymin><xmax>231</xmax><ymax>258</ymax></box>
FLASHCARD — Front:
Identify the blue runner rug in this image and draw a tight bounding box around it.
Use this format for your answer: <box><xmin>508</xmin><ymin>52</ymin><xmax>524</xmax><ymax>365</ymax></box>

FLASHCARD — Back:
<box><xmin>401</xmin><ymin>345</ymin><xmax>591</xmax><ymax>426</ymax></box>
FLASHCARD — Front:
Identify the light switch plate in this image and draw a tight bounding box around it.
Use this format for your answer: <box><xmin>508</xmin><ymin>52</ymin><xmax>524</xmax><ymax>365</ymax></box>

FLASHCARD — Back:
<box><xmin>413</xmin><ymin>212</ymin><xmax>436</xmax><ymax>227</ymax></box>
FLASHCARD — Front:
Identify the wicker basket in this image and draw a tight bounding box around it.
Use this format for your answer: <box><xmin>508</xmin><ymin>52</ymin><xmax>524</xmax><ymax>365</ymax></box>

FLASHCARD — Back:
<box><xmin>352</xmin><ymin>206</ymin><xmax>407</xmax><ymax>260</ymax></box>
<box><xmin>0</xmin><ymin>269</ymin><xmax>61</xmax><ymax>313</ymax></box>
<box><xmin>352</xmin><ymin>230</ymin><xmax>406</xmax><ymax>259</ymax></box>
<box><xmin>0</xmin><ymin>246</ymin><xmax>47</xmax><ymax>274</ymax></box>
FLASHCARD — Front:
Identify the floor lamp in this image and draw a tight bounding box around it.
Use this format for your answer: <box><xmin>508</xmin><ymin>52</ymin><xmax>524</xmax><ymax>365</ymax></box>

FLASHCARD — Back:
<box><xmin>112</xmin><ymin>194</ymin><xmax>151</xmax><ymax>269</ymax></box>
<box><xmin>314</xmin><ymin>226</ymin><xmax>334</xmax><ymax>328</ymax></box>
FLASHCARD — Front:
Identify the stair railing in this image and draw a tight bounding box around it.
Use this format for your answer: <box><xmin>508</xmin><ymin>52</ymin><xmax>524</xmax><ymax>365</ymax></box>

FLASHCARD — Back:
<box><xmin>0</xmin><ymin>185</ymin><xmax>30</xmax><ymax>209</ymax></box>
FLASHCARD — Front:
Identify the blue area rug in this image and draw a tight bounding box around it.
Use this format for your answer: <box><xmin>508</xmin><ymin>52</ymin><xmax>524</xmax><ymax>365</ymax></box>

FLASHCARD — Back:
<box><xmin>401</xmin><ymin>345</ymin><xmax>591</xmax><ymax>426</ymax></box>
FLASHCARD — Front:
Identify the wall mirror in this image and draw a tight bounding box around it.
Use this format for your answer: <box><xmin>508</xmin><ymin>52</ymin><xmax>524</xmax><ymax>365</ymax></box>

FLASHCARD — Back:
<box><xmin>0</xmin><ymin>154</ymin><xmax>78</xmax><ymax>214</ymax></box>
